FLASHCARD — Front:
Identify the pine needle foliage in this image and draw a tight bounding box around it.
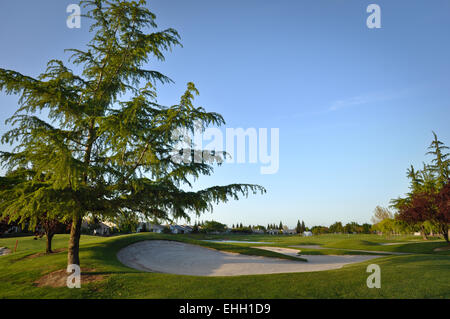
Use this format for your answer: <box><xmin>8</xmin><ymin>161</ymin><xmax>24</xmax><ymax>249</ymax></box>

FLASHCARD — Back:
<box><xmin>0</xmin><ymin>0</ymin><xmax>265</xmax><ymax>265</ymax></box>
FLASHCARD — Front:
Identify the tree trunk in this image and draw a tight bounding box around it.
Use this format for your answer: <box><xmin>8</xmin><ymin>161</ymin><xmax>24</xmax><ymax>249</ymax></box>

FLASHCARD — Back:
<box><xmin>420</xmin><ymin>225</ymin><xmax>428</xmax><ymax>240</ymax></box>
<box><xmin>46</xmin><ymin>233</ymin><xmax>54</xmax><ymax>254</ymax></box>
<box><xmin>68</xmin><ymin>119</ymin><xmax>94</xmax><ymax>267</ymax></box>
<box><xmin>68</xmin><ymin>215</ymin><xmax>82</xmax><ymax>266</ymax></box>
<box><xmin>441</xmin><ymin>224</ymin><xmax>449</xmax><ymax>244</ymax></box>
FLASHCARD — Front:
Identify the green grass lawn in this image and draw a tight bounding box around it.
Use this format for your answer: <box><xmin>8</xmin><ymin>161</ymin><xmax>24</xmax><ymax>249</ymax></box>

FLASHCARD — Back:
<box><xmin>0</xmin><ymin>233</ymin><xmax>448</xmax><ymax>298</ymax></box>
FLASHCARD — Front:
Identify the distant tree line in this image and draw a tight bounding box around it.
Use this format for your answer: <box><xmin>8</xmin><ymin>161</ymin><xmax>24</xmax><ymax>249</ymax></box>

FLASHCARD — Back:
<box><xmin>308</xmin><ymin>221</ymin><xmax>372</xmax><ymax>235</ymax></box>
<box><xmin>191</xmin><ymin>220</ymin><xmax>228</xmax><ymax>234</ymax></box>
<box><xmin>194</xmin><ymin>219</ymin><xmax>374</xmax><ymax>235</ymax></box>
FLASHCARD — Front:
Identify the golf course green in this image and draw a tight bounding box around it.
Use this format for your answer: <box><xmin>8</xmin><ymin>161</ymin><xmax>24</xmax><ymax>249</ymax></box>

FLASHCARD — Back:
<box><xmin>0</xmin><ymin>233</ymin><xmax>448</xmax><ymax>298</ymax></box>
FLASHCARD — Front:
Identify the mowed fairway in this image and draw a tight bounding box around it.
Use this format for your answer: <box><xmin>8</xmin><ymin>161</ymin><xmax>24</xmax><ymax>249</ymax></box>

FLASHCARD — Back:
<box><xmin>0</xmin><ymin>233</ymin><xmax>449</xmax><ymax>298</ymax></box>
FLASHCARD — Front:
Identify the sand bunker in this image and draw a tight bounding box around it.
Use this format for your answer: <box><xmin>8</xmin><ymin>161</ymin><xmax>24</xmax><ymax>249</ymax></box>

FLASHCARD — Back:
<box><xmin>0</xmin><ymin>247</ymin><xmax>11</xmax><ymax>256</ymax></box>
<box><xmin>117</xmin><ymin>240</ymin><xmax>381</xmax><ymax>276</ymax></box>
<box><xmin>202</xmin><ymin>240</ymin><xmax>274</xmax><ymax>244</ymax></box>
<box><xmin>252</xmin><ymin>246</ymin><xmax>307</xmax><ymax>258</ymax></box>
<box><xmin>289</xmin><ymin>244</ymin><xmax>409</xmax><ymax>255</ymax></box>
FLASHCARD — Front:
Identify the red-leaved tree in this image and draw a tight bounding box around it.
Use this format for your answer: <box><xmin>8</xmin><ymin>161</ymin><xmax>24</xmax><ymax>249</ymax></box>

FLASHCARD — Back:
<box><xmin>398</xmin><ymin>181</ymin><xmax>449</xmax><ymax>243</ymax></box>
<box><xmin>435</xmin><ymin>182</ymin><xmax>450</xmax><ymax>242</ymax></box>
<box><xmin>34</xmin><ymin>215</ymin><xmax>71</xmax><ymax>253</ymax></box>
<box><xmin>0</xmin><ymin>217</ymin><xmax>10</xmax><ymax>236</ymax></box>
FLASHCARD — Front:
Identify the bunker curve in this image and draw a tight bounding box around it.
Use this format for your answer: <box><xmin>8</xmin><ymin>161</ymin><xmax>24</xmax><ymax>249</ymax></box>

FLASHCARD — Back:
<box><xmin>117</xmin><ymin>240</ymin><xmax>382</xmax><ymax>276</ymax></box>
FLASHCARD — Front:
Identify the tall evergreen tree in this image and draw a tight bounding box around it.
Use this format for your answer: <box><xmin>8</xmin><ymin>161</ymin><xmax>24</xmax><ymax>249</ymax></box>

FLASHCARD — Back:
<box><xmin>406</xmin><ymin>165</ymin><xmax>423</xmax><ymax>193</ymax></box>
<box><xmin>0</xmin><ymin>0</ymin><xmax>264</xmax><ymax>266</ymax></box>
<box><xmin>295</xmin><ymin>220</ymin><xmax>301</xmax><ymax>234</ymax></box>
<box><xmin>427</xmin><ymin>131</ymin><xmax>450</xmax><ymax>188</ymax></box>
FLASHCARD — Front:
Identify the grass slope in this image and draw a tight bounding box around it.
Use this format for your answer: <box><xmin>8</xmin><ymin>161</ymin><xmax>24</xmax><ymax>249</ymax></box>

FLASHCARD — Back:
<box><xmin>0</xmin><ymin>233</ymin><xmax>448</xmax><ymax>299</ymax></box>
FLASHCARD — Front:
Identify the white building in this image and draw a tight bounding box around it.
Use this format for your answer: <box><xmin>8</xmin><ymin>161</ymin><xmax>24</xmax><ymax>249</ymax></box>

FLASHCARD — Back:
<box><xmin>82</xmin><ymin>218</ymin><xmax>117</xmax><ymax>236</ymax></box>
<box><xmin>181</xmin><ymin>225</ymin><xmax>193</xmax><ymax>233</ymax></box>
<box><xmin>169</xmin><ymin>225</ymin><xmax>193</xmax><ymax>234</ymax></box>
<box><xmin>252</xmin><ymin>228</ymin><xmax>265</xmax><ymax>234</ymax></box>
<box><xmin>137</xmin><ymin>222</ymin><xmax>165</xmax><ymax>233</ymax></box>
<box><xmin>151</xmin><ymin>224</ymin><xmax>166</xmax><ymax>233</ymax></box>
<box><xmin>303</xmin><ymin>231</ymin><xmax>313</xmax><ymax>237</ymax></box>
<box><xmin>267</xmin><ymin>229</ymin><xmax>281</xmax><ymax>235</ymax></box>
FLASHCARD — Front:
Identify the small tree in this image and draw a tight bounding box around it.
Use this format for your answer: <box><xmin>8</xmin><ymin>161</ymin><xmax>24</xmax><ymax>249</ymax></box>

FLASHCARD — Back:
<box><xmin>254</xmin><ymin>225</ymin><xmax>266</xmax><ymax>231</ymax></box>
<box><xmin>371</xmin><ymin>218</ymin><xmax>408</xmax><ymax>236</ymax></box>
<box><xmin>34</xmin><ymin>215</ymin><xmax>71</xmax><ymax>253</ymax></box>
<box><xmin>295</xmin><ymin>220</ymin><xmax>302</xmax><ymax>234</ymax></box>
<box><xmin>397</xmin><ymin>192</ymin><xmax>436</xmax><ymax>240</ymax></box>
<box><xmin>113</xmin><ymin>211</ymin><xmax>140</xmax><ymax>234</ymax></box>
<box><xmin>202</xmin><ymin>220</ymin><xmax>227</xmax><ymax>233</ymax></box>
<box><xmin>0</xmin><ymin>217</ymin><xmax>14</xmax><ymax>236</ymax></box>
<box><xmin>362</xmin><ymin>223</ymin><xmax>372</xmax><ymax>234</ymax></box>
<box><xmin>329</xmin><ymin>221</ymin><xmax>344</xmax><ymax>233</ymax></box>
<box><xmin>311</xmin><ymin>225</ymin><xmax>328</xmax><ymax>235</ymax></box>
<box><xmin>0</xmin><ymin>169</ymin><xmax>69</xmax><ymax>251</ymax></box>
<box><xmin>371</xmin><ymin>206</ymin><xmax>393</xmax><ymax>224</ymax></box>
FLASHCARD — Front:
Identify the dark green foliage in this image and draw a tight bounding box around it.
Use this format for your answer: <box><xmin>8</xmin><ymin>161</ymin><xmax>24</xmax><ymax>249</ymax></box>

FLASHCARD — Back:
<box><xmin>361</xmin><ymin>223</ymin><xmax>372</xmax><ymax>234</ymax></box>
<box><xmin>295</xmin><ymin>220</ymin><xmax>302</xmax><ymax>233</ymax></box>
<box><xmin>0</xmin><ymin>169</ymin><xmax>70</xmax><ymax>232</ymax></box>
<box><xmin>112</xmin><ymin>211</ymin><xmax>140</xmax><ymax>233</ymax></box>
<box><xmin>230</xmin><ymin>225</ymin><xmax>252</xmax><ymax>234</ymax></box>
<box><xmin>427</xmin><ymin>132</ymin><xmax>450</xmax><ymax>188</ymax></box>
<box><xmin>253</xmin><ymin>225</ymin><xmax>266</xmax><ymax>231</ymax></box>
<box><xmin>329</xmin><ymin>221</ymin><xmax>344</xmax><ymax>233</ymax></box>
<box><xmin>200</xmin><ymin>220</ymin><xmax>227</xmax><ymax>233</ymax></box>
<box><xmin>0</xmin><ymin>217</ymin><xmax>17</xmax><ymax>236</ymax></box>
<box><xmin>311</xmin><ymin>225</ymin><xmax>329</xmax><ymax>235</ymax></box>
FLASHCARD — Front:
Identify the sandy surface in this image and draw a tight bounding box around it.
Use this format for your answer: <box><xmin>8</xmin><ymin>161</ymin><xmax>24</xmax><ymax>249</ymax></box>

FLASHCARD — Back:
<box><xmin>289</xmin><ymin>245</ymin><xmax>323</xmax><ymax>249</ymax></box>
<box><xmin>289</xmin><ymin>245</ymin><xmax>409</xmax><ymax>255</ymax></box>
<box><xmin>378</xmin><ymin>242</ymin><xmax>413</xmax><ymax>246</ymax></box>
<box><xmin>251</xmin><ymin>246</ymin><xmax>305</xmax><ymax>258</ymax></box>
<box><xmin>117</xmin><ymin>240</ymin><xmax>382</xmax><ymax>276</ymax></box>
<box><xmin>202</xmin><ymin>240</ymin><xmax>274</xmax><ymax>244</ymax></box>
<box><xmin>0</xmin><ymin>247</ymin><xmax>11</xmax><ymax>256</ymax></box>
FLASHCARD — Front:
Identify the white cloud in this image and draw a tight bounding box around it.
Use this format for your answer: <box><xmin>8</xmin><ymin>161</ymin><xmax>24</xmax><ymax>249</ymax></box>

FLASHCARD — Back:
<box><xmin>328</xmin><ymin>89</ymin><xmax>410</xmax><ymax>112</ymax></box>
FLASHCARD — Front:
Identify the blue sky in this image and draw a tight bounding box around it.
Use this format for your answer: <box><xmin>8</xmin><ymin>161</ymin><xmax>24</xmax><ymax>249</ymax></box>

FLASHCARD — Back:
<box><xmin>1</xmin><ymin>0</ymin><xmax>449</xmax><ymax>228</ymax></box>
